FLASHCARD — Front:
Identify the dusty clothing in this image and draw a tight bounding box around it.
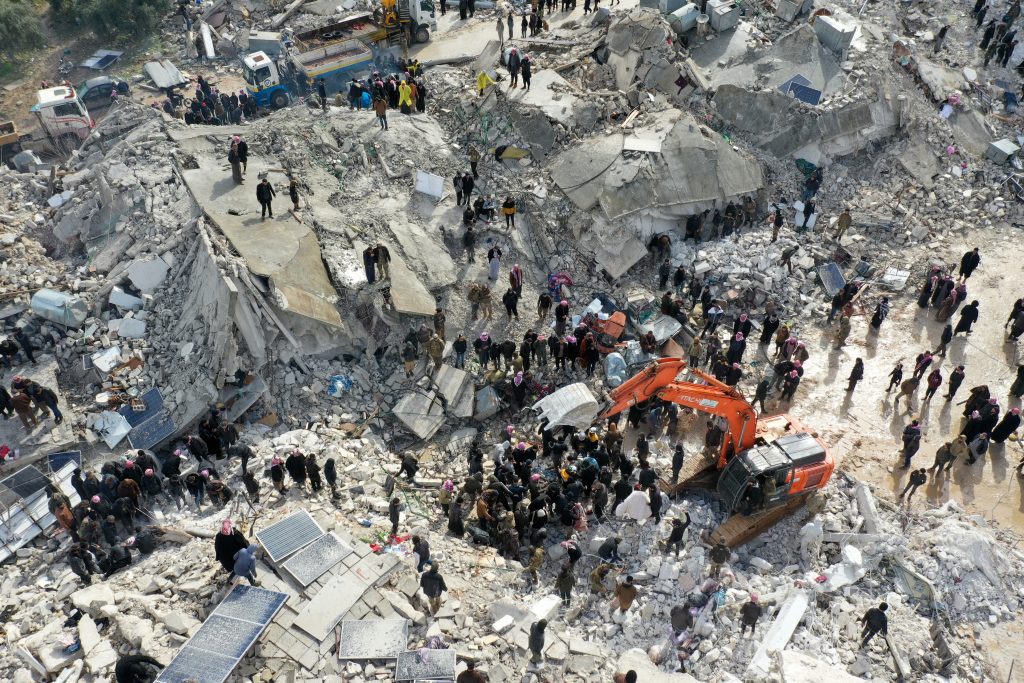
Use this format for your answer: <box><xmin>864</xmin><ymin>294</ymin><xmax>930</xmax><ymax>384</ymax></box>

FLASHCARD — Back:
<box><xmin>614</xmin><ymin>582</ymin><xmax>637</xmax><ymax>611</ymax></box>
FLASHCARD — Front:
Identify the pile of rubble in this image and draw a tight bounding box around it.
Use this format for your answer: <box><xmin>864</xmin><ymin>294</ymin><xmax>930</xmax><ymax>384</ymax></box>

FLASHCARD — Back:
<box><xmin>3</xmin><ymin>419</ymin><xmax>1021</xmax><ymax>681</ymax></box>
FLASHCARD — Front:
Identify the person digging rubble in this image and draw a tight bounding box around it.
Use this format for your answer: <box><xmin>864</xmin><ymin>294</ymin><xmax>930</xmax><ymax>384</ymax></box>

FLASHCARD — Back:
<box><xmin>613</xmin><ymin>574</ymin><xmax>638</xmax><ymax>614</ymax></box>
<box><xmin>456</xmin><ymin>661</ymin><xmax>486</xmax><ymax>683</ymax></box>
<box><xmin>860</xmin><ymin>602</ymin><xmax>888</xmax><ymax>648</ymax></box>
<box><xmin>232</xmin><ymin>544</ymin><xmax>259</xmax><ymax>586</ymax></box>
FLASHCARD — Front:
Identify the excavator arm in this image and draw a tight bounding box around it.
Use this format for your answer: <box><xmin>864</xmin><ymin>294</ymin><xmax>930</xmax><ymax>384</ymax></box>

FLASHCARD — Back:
<box><xmin>598</xmin><ymin>357</ymin><xmax>758</xmax><ymax>467</ymax></box>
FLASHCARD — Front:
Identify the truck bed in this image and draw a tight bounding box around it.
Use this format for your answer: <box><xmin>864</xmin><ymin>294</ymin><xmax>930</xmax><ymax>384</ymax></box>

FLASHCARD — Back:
<box><xmin>294</xmin><ymin>13</ymin><xmax>382</xmax><ymax>47</ymax></box>
<box><xmin>295</xmin><ymin>39</ymin><xmax>372</xmax><ymax>73</ymax></box>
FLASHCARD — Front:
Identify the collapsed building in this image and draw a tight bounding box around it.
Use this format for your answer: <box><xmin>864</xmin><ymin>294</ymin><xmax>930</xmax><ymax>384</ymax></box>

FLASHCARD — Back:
<box><xmin>2</xmin><ymin>0</ymin><xmax>1024</xmax><ymax>681</ymax></box>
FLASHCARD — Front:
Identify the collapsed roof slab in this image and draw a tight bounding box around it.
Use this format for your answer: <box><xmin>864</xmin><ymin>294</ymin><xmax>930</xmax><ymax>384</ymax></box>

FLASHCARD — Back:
<box><xmin>692</xmin><ymin>24</ymin><xmax>847</xmax><ymax>97</ymax></box>
<box><xmin>182</xmin><ymin>159</ymin><xmax>345</xmax><ymax>331</ymax></box>
<box><xmin>505</xmin><ymin>69</ymin><xmax>581</xmax><ymax>127</ymax></box>
<box><xmin>713</xmin><ymin>83</ymin><xmax>901</xmax><ymax>159</ymax></box>
<box><xmin>550</xmin><ymin>110</ymin><xmax>763</xmax><ymax>219</ymax></box>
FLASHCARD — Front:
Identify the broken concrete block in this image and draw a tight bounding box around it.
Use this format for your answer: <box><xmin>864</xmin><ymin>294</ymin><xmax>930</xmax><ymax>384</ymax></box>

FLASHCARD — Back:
<box><xmin>126</xmin><ymin>255</ymin><xmax>170</xmax><ymax>293</ymax></box>
<box><xmin>109</xmin><ymin>287</ymin><xmax>144</xmax><ymax>311</ymax></box>
<box><xmin>71</xmin><ymin>584</ymin><xmax>116</xmax><ymax>615</ymax></box>
<box><xmin>492</xmin><ymin>615</ymin><xmax>515</xmax><ymax>633</ymax></box>
<box><xmin>160</xmin><ymin>611</ymin><xmax>199</xmax><ymax>635</ymax></box>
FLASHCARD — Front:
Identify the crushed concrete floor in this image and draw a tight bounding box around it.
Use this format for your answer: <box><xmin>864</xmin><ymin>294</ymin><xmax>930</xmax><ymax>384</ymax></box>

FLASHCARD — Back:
<box><xmin>4</xmin><ymin>0</ymin><xmax>1024</xmax><ymax>681</ymax></box>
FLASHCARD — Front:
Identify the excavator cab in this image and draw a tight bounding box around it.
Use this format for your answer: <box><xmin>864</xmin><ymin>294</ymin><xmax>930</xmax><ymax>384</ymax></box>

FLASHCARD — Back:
<box><xmin>717</xmin><ymin>432</ymin><xmax>826</xmax><ymax>513</ymax></box>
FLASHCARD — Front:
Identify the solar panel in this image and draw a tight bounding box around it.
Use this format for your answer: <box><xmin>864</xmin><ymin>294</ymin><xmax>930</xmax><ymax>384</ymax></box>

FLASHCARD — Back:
<box><xmin>213</xmin><ymin>583</ymin><xmax>288</xmax><ymax>624</ymax></box>
<box><xmin>156</xmin><ymin>585</ymin><xmax>288</xmax><ymax>683</ymax></box>
<box><xmin>46</xmin><ymin>451</ymin><xmax>82</xmax><ymax>474</ymax></box>
<box><xmin>156</xmin><ymin>646</ymin><xmax>237</xmax><ymax>683</ymax></box>
<box><xmin>282</xmin><ymin>532</ymin><xmax>354</xmax><ymax>587</ymax></box>
<box><xmin>0</xmin><ymin>465</ymin><xmax>49</xmax><ymax>500</ymax></box>
<box><xmin>255</xmin><ymin>509</ymin><xmax>325</xmax><ymax>562</ymax></box>
<box><xmin>777</xmin><ymin>74</ymin><xmax>811</xmax><ymax>95</ymax></box>
<box><xmin>119</xmin><ymin>387</ymin><xmax>164</xmax><ymax>427</ymax></box>
<box><xmin>790</xmin><ymin>84</ymin><xmax>823</xmax><ymax>106</ymax></box>
<box><xmin>338</xmin><ymin>619</ymin><xmax>409</xmax><ymax>660</ymax></box>
<box><xmin>396</xmin><ymin>649</ymin><xmax>457</xmax><ymax>681</ymax></box>
<box><xmin>128</xmin><ymin>412</ymin><xmax>176</xmax><ymax>450</ymax></box>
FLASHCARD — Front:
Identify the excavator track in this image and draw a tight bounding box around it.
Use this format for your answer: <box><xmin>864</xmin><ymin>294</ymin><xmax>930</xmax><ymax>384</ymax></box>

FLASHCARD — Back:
<box><xmin>709</xmin><ymin>492</ymin><xmax>811</xmax><ymax>548</ymax></box>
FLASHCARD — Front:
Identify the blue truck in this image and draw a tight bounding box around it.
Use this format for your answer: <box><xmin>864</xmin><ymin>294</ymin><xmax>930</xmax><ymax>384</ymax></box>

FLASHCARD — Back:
<box><xmin>242</xmin><ymin>38</ymin><xmax>374</xmax><ymax>110</ymax></box>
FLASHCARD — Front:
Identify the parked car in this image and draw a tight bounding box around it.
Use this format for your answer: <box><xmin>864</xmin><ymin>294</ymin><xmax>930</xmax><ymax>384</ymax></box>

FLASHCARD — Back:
<box><xmin>76</xmin><ymin>76</ymin><xmax>131</xmax><ymax>109</ymax></box>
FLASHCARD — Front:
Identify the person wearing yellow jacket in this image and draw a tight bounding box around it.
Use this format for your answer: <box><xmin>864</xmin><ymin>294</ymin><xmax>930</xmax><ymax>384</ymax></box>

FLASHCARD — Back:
<box><xmin>476</xmin><ymin>70</ymin><xmax>495</xmax><ymax>97</ymax></box>
<box><xmin>398</xmin><ymin>80</ymin><xmax>413</xmax><ymax>114</ymax></box>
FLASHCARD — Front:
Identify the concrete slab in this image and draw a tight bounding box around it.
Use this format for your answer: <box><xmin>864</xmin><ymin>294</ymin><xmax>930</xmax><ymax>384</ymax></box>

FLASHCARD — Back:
<box><xmin>434</xmin><ymin>364</ymin><xmax>471</xmax><ymax>406</ymax></box>
<box><xmin>349</xmin><ymin>549</ymin><xmax>402</xmax><ymax>586</ymax></box>
<box><xmin>182</xmin><ymin>159</ymin><xmax>343</xmax><ymax>329</ymax></box>
<box><xmin>505</xmin><ymin>70</ymin><xmax>581</xmax><ymax>126</ymax></box>
<box><xmin>898</xmin><ymin>141</ymin><xmax>939</xmax><ymax>190</ymax></box>
<box><xmin>389</xmin><ymin>255</ymin><xmax>438</xmax><ymax>317</ymax></box>
<box><xmin>596</xmin><ymin>234</ymin><xmax>648</xmax><ymax>279</ymax></box>
<box><xmin>393</xmin><ymin>390</ymin><xmax>447</xmax><ymax>440</ymax></box>
<box><xmin>292</xmin><ymin>571</ymin><xmax>369</xmax><ymax>641</ymax></box>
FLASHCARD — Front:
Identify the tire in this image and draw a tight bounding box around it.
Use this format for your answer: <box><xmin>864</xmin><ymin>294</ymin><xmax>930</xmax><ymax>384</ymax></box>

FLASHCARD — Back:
<box><xmin>414</xmin><ymin>26</ymin><xmax>430</xmax><ymax>44</ymax></box>
<box><xmin>271</xmin><ymin>90</ymin><xmax>289</xmax><ymax>109</ymax></box>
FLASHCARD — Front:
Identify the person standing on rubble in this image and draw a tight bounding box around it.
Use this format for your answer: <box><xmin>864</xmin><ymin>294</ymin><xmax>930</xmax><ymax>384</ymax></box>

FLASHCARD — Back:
<box><xmin>375</xmin><ymin>243</ymin><xmax>392</xmax><ymax>279</ymax></box>
<box><xmin>502</xmin><ymin>196</ymin><xmax>517</xmax><ymax>228</ymax></box>
<box><xmin>317</xmin><ymin>78</ymin><xmax>328</xmax><ymax>111</ymax></box>
<box><xmin>497</xmin><ymin>15</ymin><xmax>506</xmax><ymax>43</ymax></box>
<box><xmin>420</xmin><ymin>563</ymin><xmax>448</xmax><ymax>614</ymax></box>
<box><xmin>739</xmin><ymin>595</ymin><xmax>763</xmax><ymax>636</ymax></box>
<box><xmin>373</xmin><ymin>95</ymin><xmax>388</xmax><ymax>130</ymax></box>
<box><xmin>463</xmin><ymin>171</ymin><xmax>476</xmax><ymax>205</ymax></box>
<box><xmin>770</xmin><ymin>203</ymin><xmax>785</xmax><ymax>242</ymax></box>
<box><xmin>508</xmin><ymin>48</ymin><xmax>522</xmax><ymax>88</ymax></box>
<box><xmin>833</xmin><ymin>207</ymin><xmax>852</xmax><ymax>240</ymax></box>
<box><xmin>869</xmin><ymin>296</ymin><xmax>890</xmax><ymax>333</ymax></box>
<box><xmin>521</xmin><ymin>55</ymin><xmax>533</xmax><ymax>91</ymax></box>
<box><xmin>256</xmin><ymin>178</ymin><xmax>276</xmax><ymax>219</ymax></box>
<box><xmin>860</xmin><ymin>603</ymin><xmax>888</xmax><ymax>648</ymax></box>
<box><xmin>228</xmin><ymin>139</ymin><xmax>243</xmax><ymax>184</ymax></box>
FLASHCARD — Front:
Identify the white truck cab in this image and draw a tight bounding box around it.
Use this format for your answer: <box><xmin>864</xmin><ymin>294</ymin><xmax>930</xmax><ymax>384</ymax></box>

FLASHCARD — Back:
<box><xmin>31</xmin><ymin>86</ymin><xmax>93</xmax><ymax>146</ymax></box>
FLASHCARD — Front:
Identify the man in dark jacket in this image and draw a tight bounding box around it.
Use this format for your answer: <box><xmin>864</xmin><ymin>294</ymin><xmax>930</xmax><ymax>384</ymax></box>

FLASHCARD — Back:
<box><xmin>412</xmin><ymin>535</ymin><xmax>431</xmax><ymax>571</ymax></box>
<box><xmin>740</xmin><ymin>595</ymin><xmax>763</xmax><ymax>635</ymax></box>
<box><xmin>256</xmin><ymin>178</ymin><xmax>276</xmax><ymax>219</ymax></box>
<box><xmin>860</xmin><ymin>603</ymin><xmax>889</xmax><ymax>648</ymax></box>
<box><xmin>958</xmin><ymin>247</ymin><xmax>981</xmax><ymax>281</ymax></box>
<box><xmin>114</xmin><ymin>653</ymin><xmax>164</xmax><ymax>683</ymax></box>
<box><xmin>420</xmin><ymin>563</ymin><xmax>448</xmax><ymax>614</ymax></box>
<box><xmin>954</xmin><ymin>300</ymin><xmax>980</xmax><ymax>336</ymax></box>
<box><xmin>528</xmin><ymin>619</ymin><xmax>547</xmax><ymax>662</ymax></box>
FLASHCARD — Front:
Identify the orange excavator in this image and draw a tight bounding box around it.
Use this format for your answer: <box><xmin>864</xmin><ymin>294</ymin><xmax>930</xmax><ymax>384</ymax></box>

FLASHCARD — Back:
<box><xmin>597</xmin><ymin>357</ymin><xmax>835</xmax><ymax>546</ymax></box>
